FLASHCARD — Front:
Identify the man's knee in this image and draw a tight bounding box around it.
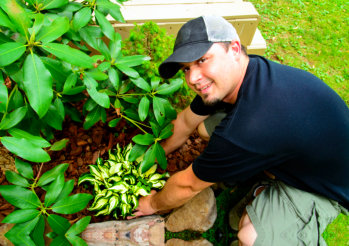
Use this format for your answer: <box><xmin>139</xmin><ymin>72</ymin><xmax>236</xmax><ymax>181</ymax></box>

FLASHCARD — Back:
<box><xmin>197</xmin><ymin>122</ymin><xmax>210</xmax><ymax>141</ymax></box>
<box><xmin>237</xmin><ymin>211</ymin><xmax>257</xmax><ymax>246</ymax></box>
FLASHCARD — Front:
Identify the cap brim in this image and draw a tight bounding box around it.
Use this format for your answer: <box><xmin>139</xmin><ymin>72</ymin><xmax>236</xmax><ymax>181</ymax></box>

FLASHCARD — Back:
<box><xmin>159</xmin><ymin>42</ymin><xmax>213</xmax><ymax>79</ymax></box>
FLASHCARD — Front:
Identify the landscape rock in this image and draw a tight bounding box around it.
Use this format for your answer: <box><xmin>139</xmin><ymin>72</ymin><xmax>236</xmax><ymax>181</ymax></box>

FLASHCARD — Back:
<box><xmin>165</xmin><ymin>187</ymin><xmax>217</xmax><ymax>232</ymax></box>
<box><xmin>166</xmin><ymin>238</ymin><xmax>213</xmax><ymax>246</ymax></box>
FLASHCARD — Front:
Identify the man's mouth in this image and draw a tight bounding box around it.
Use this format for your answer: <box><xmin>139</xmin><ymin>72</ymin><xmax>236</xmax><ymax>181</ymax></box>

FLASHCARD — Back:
<box><xmin>197</xmin><ymin>82</ymin><xmax>212</xmax><ymax>94</ymax></box>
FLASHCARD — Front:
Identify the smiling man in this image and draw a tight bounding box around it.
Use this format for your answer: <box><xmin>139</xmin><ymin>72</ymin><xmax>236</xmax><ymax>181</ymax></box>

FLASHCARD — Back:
<box><xmin>131</xmin><ymin>16</ymin><xmax>349</xmax><ymax>245</ymax></box>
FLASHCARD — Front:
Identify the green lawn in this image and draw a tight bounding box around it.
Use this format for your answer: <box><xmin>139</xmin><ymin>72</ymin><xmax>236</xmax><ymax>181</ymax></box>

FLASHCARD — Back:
<box><xmin>249</xmin><ymin>0</ymin><xmax>349</xmax><ymax>244</ymax></box>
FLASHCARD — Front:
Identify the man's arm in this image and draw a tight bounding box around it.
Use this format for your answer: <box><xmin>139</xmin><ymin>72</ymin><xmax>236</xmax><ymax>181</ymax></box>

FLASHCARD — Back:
<box><xmin>132</xmin><ymin>164</ymin><xmax>214</xmax><ymax>217</ymax></box>
<box><xmin>162</xmin><ymin>106</ymin><xmax>209</xmax><ymax>155</ymax></box>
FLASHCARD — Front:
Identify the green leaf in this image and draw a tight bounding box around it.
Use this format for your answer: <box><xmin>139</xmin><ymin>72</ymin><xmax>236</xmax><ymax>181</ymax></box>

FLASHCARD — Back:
<box><xmin>85</xmin><ymin>70</ymin><xmax>108</xmax><ymax>81</ymax></box>
<box><xmin>30</xmin><ymin>13</ymin><xmax>45</xmax><ymax>36</ymax></box>
<box><xmin>115</xmin><ymin>63</ymin><xmax>139</xmax><ymax>78</ymax></box>
<box><xmin>42</xmin><ymin>43</ymin><xmax>94</xmax><ymax>68</ymax></box>
<box><xmin>5</xmin><ymin>170</ymin><xmax>30</xmax><ymax>187</ymax></box>
<box><xmin>47</xmin><ymin>214</ymin><xmax>70</xmax><ymax>235</ymax></box>
<box><xmin>15</xmin><ymin>158</ymin><xmax>34</xmax><ymax>180</ymax></box>
<box><xmin>0</xmin><ymin>74</ymin><xmax>7</xmax><ymax>113</ymax></box>
<box><xmin>1</xmin><ymin>0</ymin><xmax>31</xmax><ymax>38</ymax></box>
<box><xmin>0</xmin><ymin>105</ymin><xmax>27</xmax><ymax>130</ymax></box>
<box><xmin>154</xmin><ymin>142</ymin><xmax>167</xmax><ymax>170</ymax></box>
<box><xmin>128</xmin><ymin>144</ymin><xmax>147</xmax><ymax>162</ymax></box>
<box><xmin>2</xmin><ymin>209</ymin><xmax>39</xmax><ymax>224</ymax></box>
<box><xmin>54</xmin><ymin>97</ymin><xmax>65</xmax><ymax>120</ymax></box>
<box><xmin>31</xmin><ymin>215</ymin><xmax>45</xmax><ymax>246</ymax></box>
<box><xmin>41</xmin><ymin>57</ymin><xmax>70</xmax><ymax>85</ymax></box>
<box><xmin>55</xmin><ymin>179</ymin><xmax>74</xmax><ymax>202</ymax></box>
<box><xmin>49</xmin><ymin>138</ymin><xmax>69</xmax><ymax>151</ymax></box>
<box><xmin>94</xmin><ymin>9</ymin><xmax>115</xmax><ymax>40</ymax></box>
<box><xmin>51</xmin><ymin>193</ymin><xmax>93</xmax><ymax>214</ymax></box>
<box><xmin>9</xmin><ymin>128</ymin><xmax>51</xmax><ymax>148</ymax></box>
<box><xmin>5</xmin><ymin>217</ymin><xmax>39</xmax><ymax>246</ymax></box>
<box><xmin>44</xmin><ymin>174</ymin><xmax>64</xmax><ymax>207</ymax></box>
<box><xmin>50</xmin><ymin>235</ymin><xmax>71</xmax><ymax>246</ymax></box>
<box><xmin>140</xmin><ymin>145</ymin><xmax>156</xmax><ymax>173</ymax></box>
<box><xmin>0</xmin><ymin>8</ymin><xmax>16</xmax><ymax>31</ymax></box>
<box><xmin>106</xmin><ymin>1</ymin><xmax>125</xmax><ymax>23</ymax></box>
<box><xmin>36</xmin><ymin>16</ymin><xmax>69</xmax><ymax>43</ymax></box>
<box><xmin>42</xmin><ymin>0</ymin><xmax>69</xmax><ymax>10</ymax></box>
<box><xmin>156</xmin><ymin>78</ymin><xmax>183</xmax><ymax>95</ymax></box>
<box><xmin>66</xmin><ymin>216</ymin><xmax>91</xmax><ymax>236</ymax></box>
<box><xmin>72</xmin><ymin>7</ymin><xmax>92</xmax><ymax>31</ymax></box>
<box><xmin>108</xmin><ymin>117</ymin><xmax>121</xmax><ymax>128</ymax></box>
<box><xmin>23</xmin><ymin>53</ymin><xmax>53</xmax><ymax>118</ymax></box>
<box><xmin>109</xmin><ymin>33</ymin><xmax>122</xmax><ymax>59</ymax></box>
<box><xmin>153</xmin><ymin>96</ymin><xmax>165</xmax><ymax>125</ymax></box>
<box><xmin>138</xmin><ymin>96</ymin><xmax>150</xmax><ymax>121</ymax></box>
<box><xmin>108</xmin><ymin>67</ymin><xmax>120</xmax><ymax>90</ymax></box>
<box><xmin>83</xmin><ymin>75</ymin><xmax>110</xmax><ymax>108</ymax></box>
<box><xmin>117</xmin><ymin>55</ymin><xmax>150</xmax><ymax>67</ymax></box>
<box><xmin>83</xmin><ymin>105</ymin><xmax>103</xmax><ymax>130</ymax></box>
<box><xmin>79</xmin><ymin>26</ymin><xmax>103</xmax><ymax>51</ymax></box>
<box><xmin>66</xmin><ymin>235</ymin><xmax>88</xmax><ymax>246</ymax></box>
<box><xmin>1</xmin><ymin>136</ymin><xmax>51</xmax><ymax>163</ymax></box>
<box><xmin>130</xmin><ymin>77</ymin><xmax>151</xmax><ymax>92</ymax></box>
<box><xmin>0</xmin><ymin>42</ymin><xmax>26</xmax><ymax>67</ymax></box>
<box><xmin>151</xmin><ymin>77</ymin><xmax>161</xmax><ymax>90</ymax></box>
<box><xmin>37</xmin><ymin>163</ymin><xmax>69</xmax><ymax>187</ymax></box>
<box><xmin>132</xmin><ymin>133</ymin><xmax>155</xmax><ymax>145</ymax></box>
<box><xmin>42</xmin><ymin>104</ymin><xmax>64</xmax><ymax>130</ymax></box>
<box><xmin>159</xmin><ymin>123</ymin><xmax>174</xmax><ymax>139</ymax></box>
<box><xmin>0</xmin><ymin>185</ymin><xmax>41</xmax><ymax>209</ymax></box>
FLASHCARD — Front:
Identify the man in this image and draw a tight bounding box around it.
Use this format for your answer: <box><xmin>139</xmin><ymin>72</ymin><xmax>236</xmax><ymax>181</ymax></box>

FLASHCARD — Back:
<box><xmin>132</xmin><ymin>15</ymin><xmax>349</xmax><ymax>245</ymax></box>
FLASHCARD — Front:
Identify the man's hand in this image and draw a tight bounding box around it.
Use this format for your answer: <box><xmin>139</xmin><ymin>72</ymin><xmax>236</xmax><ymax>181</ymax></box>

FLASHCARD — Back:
<box><xmin>128</xmin><ymin>190</ymin><xmax>157</xmax><ymax>219</ymax></box>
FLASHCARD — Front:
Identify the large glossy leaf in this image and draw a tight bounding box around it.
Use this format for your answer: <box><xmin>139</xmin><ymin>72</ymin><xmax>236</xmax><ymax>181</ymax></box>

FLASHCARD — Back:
<box><xmin>0</xmin><ymin>74</ymin><xmax>7</xmax><ymax>113</ymax></box>
<box><xmin>79</xmin><ymin>26</ymin><xmax>103</xmax><ymax>51</ymax></box>
<box><xmin>115</xmin><ymin>63</ymin><xmax>139</xmax><ymax>78</ymax></box>
<box><xmin>42</xmin><ymin>43</ymin><xmax>94</xmax><ymax>68</ymax></box>
<box><xmin>8</xmin><ymin>128</ymin><xmax>51</xmax><ymax>148</ymax></box>
<box><xmin>55</xmin><ymin>179</ymin><xmax>74</xmax><ymax>202</ymax></box>
<box><xmin>42</xmin><ymin>0</ymin><xmax>69</xmax><ymax>10</ymax></box>
<box><xmin>94</xmin><ymin>9</ymin><xmax>114</xmax><ymax>40</ymax></box>
<box><xmin>153</xmin><ymin>96</ymin><xmax>165</xmax><ymax>125</ymax></box>
<box><xmin>117</xmin><ymin>55</ymin><xmax>150</xmax><ymax>67</ymax></box>
<box><xmin>2</xmin><ymin>208</ymin><xmax>39</xmax><ymax>223</ymax></box>
<box><xmin>140</xmin><ymin>145</ymin><xmax>156</xmax><ymax>173</ymax></box>
<box><xmin>128</xmin><ymin>144</ymin><xmax>147</xmax><ymax>162</ymax></box>
<box><xmin>23</xmin><ymin>53</ymin><xmax>53</xmax><ymax>118</ymax></box>
<box><xmin>83</xmin><ymin>106</ymin><xmax>104</xmax><ymax>130</ymax></box>
<box><xmin>37</xmin><ymin>163</ymin><xmax>69</xmax><ymax>187</ymax></box>
<box><xmin>130</xmin><ymin>77</ymin><xmax>151</xmax><ymax>92</ymax></box>
<box><xmin>44</xmin><ymin>174</ymin><xmax>64</xmax><ymax>207</ymax></box>
<box><xmin>0</xmin><ymin>185</ymin><xmax>41</xmax><ymax>209</ymax></box>
<box><xmin>51</xmin><ymin>193</ymin><xmax>93</xmax><ymax>214</ymax></box>
<box><xmin>15</xmin><ymin>158</ymin><xmax>34</xmax><ymax>180</ymax></box>
<box><xmin>30</xmin><ymin>13</ymin><xmax>45</xmax><ymax>36</ymax></box>
<box><xmin>50</xmin><ymin>235</ymin><xmax>71</xmax><ymax>246</ymax></box>
<box><xmin>156</xmin><ymin>78</ymin><xmax>183</xmax><ymax>95</ymax></box>
<box><xmin>1</xmin><ymin>0</ymin><xmax>31</xmax><ymax>38</ymax></box>
<box><xmin>83</xmin><ymin>75</ymin><xmax>110</xmax><ymax>108</ymax></box>
<box><xmin>109</xmin><ymin>33</ymin><xmax>122</xmax><ymax>59</ymax></box>
<box><xmin>31</xmin><ymin>215</ymin><xmax>45</xmax><ymax>246</ymax></box>
<box><xmin>0</xmin><ymin>105</ymin><xmax>27</xmax><ymax>130</ymax></box>
<box><xmin>42</xmin><ymin>104</ymin><xmax>64</xmax><ymax>130</ymax></box>
<box><xmin>66</xmin><ymin>235</ymin><xmax>88</xmax><ymax>246</ymax></box>
<box><xmin>0</xmin><ymin>8</ymin><xmax>16</xmax><ymax>31</ymax></box>
<box><xmin>159</xmin><ymin>123</ymin><xmax>174</xmax><ymax>140</ymax></box>
<box><xmin>153</xmin><ymin>142</ymin><xmax>167</xmax><ymax>170</ymax></box>
<box><xmin>0</xmin><ymin>42</ymin><xmax>26</xmax><ymax>67</ymax></box>
<box><xmin>1</xmin><ymin>136</ymin><xmax>51</xmax><ymax>163</ymax></box>
<box><xmin>138</xmin><ymin>96</ymin><xmax>150</xmax><ymax>121</ymax></box>
<box><xmin>47</xmin><ymin>214</ymin><xmax>70</xmax><ymax>235</ymax></box>
<box><xmin>36</xmin><ymin>16</ymin><xmax>69</xmax><ymax>43</ymax></box>
<box><xmin>72</xmin><ymin>7</ymin><xmax>91</xmax><ymax>31</ymax></box>
<box><xmin>66</xmin><ymin>216</ymin><xmax>91</xmax><ymax>236</ymax></box>
<box><xmin>132</xmin><ymin>133</ymin><xmax>155</xmax><ymax>145</ymax></box>
<box><xmin>49</xmin><ymin>138</ymin><xmax>69</xmax><ymax>151</ymax></box>
<box><xmin>108</xmin><ymin>67</ymin><xmax>120</xmax><ymax>90</ymax></box>
<box><xmin>5</xmin><ymin>217</ymin><xmax>39</xmax><ymax>246</ymax></box>
<box><xmin>41</xmin><ymin>57</ymin><xmax>70</xmax><ymax>85</ymax></box>
<box><xmin>5</xmin><ymin>170</ymin><xmax>30</xmax><ymax>187</ymax></box>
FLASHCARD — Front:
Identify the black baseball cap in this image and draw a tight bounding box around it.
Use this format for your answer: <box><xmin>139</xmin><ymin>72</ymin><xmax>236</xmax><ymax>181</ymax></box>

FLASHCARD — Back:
<box><xmin>159</xmin><ymin>15</ymin><xmax>240</xmax><ymax>79</ymax></box>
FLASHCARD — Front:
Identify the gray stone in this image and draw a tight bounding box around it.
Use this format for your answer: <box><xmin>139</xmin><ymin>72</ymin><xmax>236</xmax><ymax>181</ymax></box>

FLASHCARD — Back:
<box><xmin>166</xmin><ymin>238</ymin><xmax>213</xmax><ymax>246</ymax></box>
<box><xmin>81</xmin><ymin>215</ymin><xmax>164</xmax><ymax>246</ymax></box>
<box><xmin>165</xmin><ymin>187</ymin><xmax>217</xmax><ymax>232</ymax></box>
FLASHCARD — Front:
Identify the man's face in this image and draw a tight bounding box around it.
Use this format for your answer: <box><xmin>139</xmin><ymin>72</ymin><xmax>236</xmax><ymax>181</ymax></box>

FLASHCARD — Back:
<box><xmin>181</xmin><ymin>42</ymin><xmax>242</xmax><ymax>106</ymax></box>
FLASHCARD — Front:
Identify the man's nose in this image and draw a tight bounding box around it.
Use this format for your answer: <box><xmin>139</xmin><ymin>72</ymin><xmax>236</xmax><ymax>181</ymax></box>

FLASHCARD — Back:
<box><xmin>188</xmin><ymin>66</ymin><xmax>202</xmax><ymax>85</ymax></box>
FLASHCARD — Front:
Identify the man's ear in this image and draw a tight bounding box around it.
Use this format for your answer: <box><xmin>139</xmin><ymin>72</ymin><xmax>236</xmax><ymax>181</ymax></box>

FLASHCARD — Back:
<box><xmin>230</xmin><ymin>40</ymin><xmax>241</xmax><ymax>55</ymax></box>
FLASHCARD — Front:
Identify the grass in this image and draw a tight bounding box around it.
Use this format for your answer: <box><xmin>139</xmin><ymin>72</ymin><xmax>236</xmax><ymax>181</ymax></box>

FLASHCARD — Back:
<box><xmin>250</xmin><ymin>0</ymin><xmax>349</xmax><ymax>106</ymax></box>
<box><xmin>249</xmin><ymin>0</ymin><xmax>349</xmax><ymax>244</ymax></box>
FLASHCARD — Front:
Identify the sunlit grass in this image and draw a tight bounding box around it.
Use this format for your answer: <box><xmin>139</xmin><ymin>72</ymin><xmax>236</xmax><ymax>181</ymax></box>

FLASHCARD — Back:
<box><xmin>249</xmin><ymin>0</ymin><xmax>349</xmax><ymax>244</ymax></box>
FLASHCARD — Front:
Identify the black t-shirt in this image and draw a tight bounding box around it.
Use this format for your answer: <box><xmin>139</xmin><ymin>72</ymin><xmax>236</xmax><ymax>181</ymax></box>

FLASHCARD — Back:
<box><xmin>191</xmin><ymin>55</ymin><xmax>349</xmax><ymax>208</ymax></box>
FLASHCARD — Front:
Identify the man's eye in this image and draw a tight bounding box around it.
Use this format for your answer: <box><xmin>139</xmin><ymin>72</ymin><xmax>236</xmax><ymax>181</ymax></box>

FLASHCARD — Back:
<box><xmin>198</xmin><ymin>58</ymin><xmax>207</xmax><ymax>64</ymax></box>
<box><xmin>183</xmin><ymin>67</ymin><xmax>189</xmax><ymax>73</ymax></box>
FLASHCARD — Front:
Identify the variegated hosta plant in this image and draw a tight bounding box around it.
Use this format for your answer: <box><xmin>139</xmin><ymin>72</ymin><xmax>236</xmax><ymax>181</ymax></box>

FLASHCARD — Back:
<box><xmin>78</xmin><ymin>143</ymin><xmax>169</xmax><ymax>218</ymax></box>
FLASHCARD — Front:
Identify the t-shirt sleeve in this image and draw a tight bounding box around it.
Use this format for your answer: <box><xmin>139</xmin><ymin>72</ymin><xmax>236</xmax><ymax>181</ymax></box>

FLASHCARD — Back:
<box><xmin>192</xmin><ymin>133</ymin><xmax>287</xmax><ymax>183</ymax></box>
